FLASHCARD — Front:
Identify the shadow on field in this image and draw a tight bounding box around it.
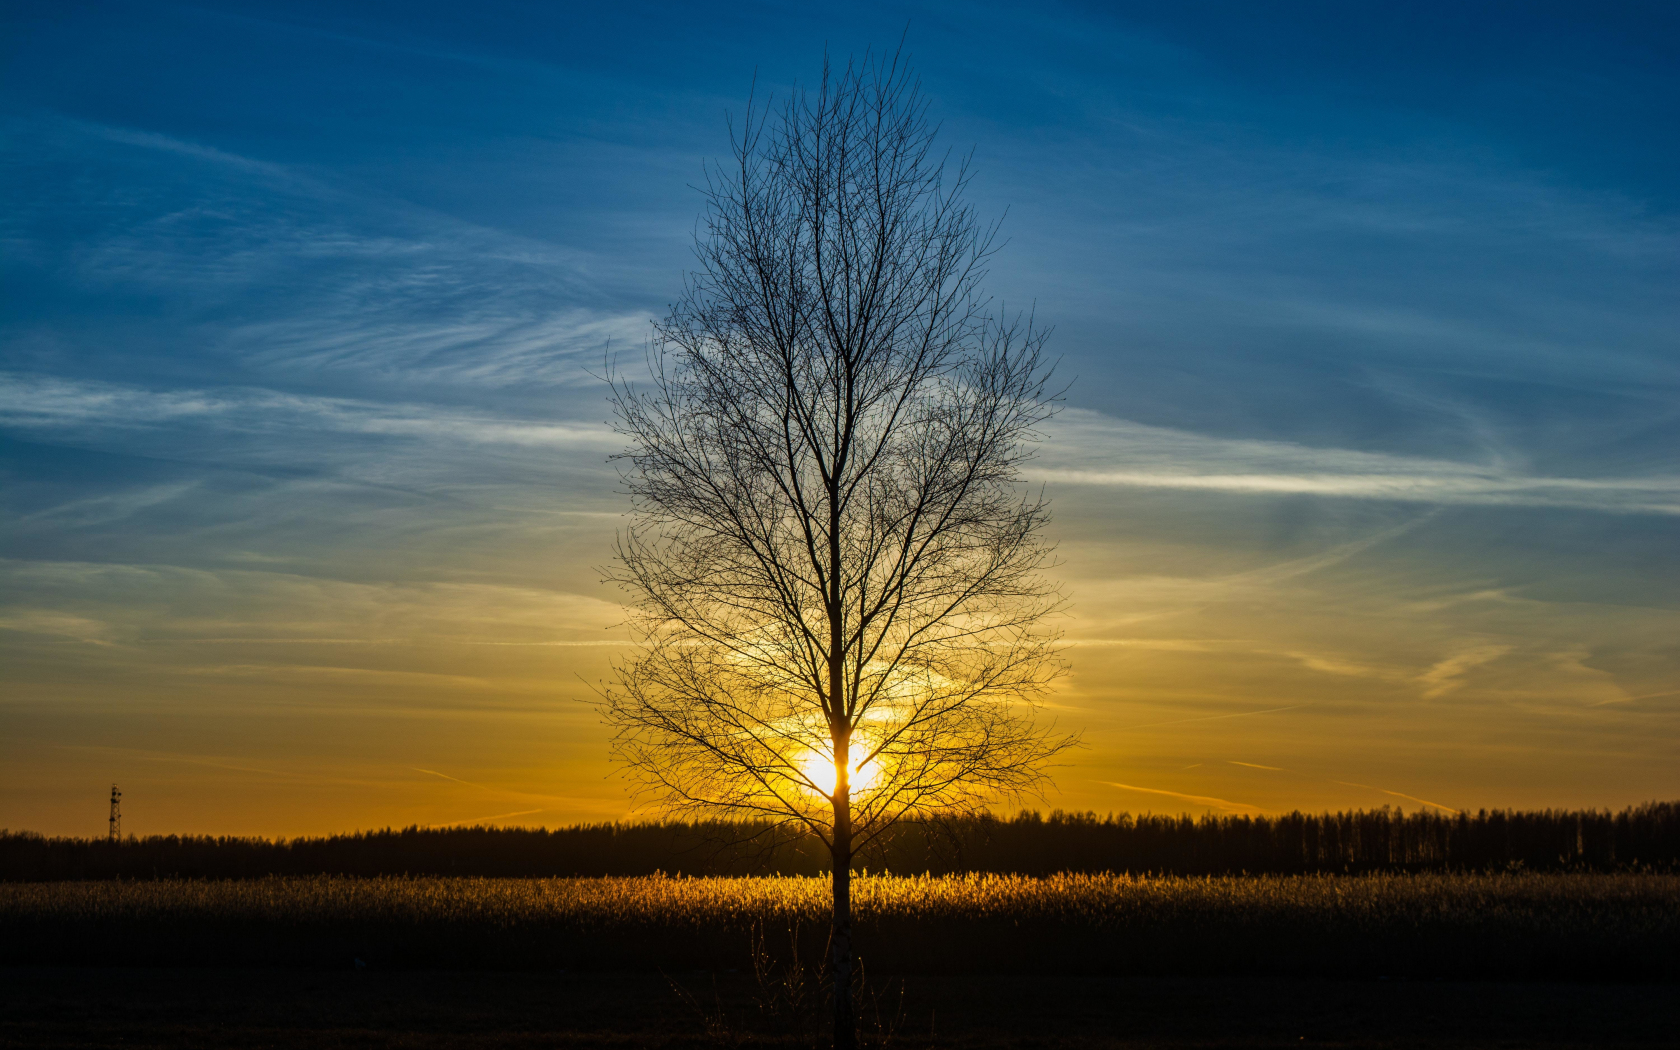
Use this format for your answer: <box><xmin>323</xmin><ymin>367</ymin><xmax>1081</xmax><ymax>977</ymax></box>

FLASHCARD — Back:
<box><xmin>2</xmin><ymin>966</ymin><xmax>1675</xmax><ymax>1049</ymax></box>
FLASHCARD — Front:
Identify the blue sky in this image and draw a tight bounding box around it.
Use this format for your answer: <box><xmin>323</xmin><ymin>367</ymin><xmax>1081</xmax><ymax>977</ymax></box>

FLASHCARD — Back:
<box><xmin>3</xmin><ymin>1</ymin><xmax>1676</xmax><ymax>835</ymax></box>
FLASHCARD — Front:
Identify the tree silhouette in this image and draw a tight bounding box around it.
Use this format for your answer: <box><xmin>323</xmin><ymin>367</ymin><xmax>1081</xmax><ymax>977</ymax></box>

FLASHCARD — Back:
<box><xmin>601</xmin><ymin>49</ymin><xmax>1073</xmax><ymax>1048</ymax></box>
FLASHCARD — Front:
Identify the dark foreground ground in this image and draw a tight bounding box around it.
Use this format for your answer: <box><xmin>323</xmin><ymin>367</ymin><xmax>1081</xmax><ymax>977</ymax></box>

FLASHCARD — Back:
<box><xmin>2</xmin><ymin>968</ymin><xmax>1674</xmax><ymax>1050</ymax></box>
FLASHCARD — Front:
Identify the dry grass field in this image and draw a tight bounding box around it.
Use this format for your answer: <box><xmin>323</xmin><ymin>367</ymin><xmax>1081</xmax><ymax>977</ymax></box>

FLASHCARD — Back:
<box><xmin>2</xmin><ymin>872</ymin><xmax>1676</xmax><ymax>1047</ymax></box>
<box><xmin>3</xmin><ymin>871</ymin><xmax>1675</xmax><ymax>979</ymax></box>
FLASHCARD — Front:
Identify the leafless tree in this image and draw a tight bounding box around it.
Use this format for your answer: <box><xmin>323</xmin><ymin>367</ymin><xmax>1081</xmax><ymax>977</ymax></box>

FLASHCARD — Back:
<box><xmin>601</xmin><ymin>49</ymin><xmax>1073</xmax><ymax>1049</ymax></box>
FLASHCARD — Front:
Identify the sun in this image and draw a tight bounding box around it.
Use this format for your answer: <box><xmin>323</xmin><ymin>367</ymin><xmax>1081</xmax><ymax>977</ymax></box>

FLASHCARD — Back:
<box><xmin>797</xmin><ymin>750</ymin><xmax>881</xmax><ymax>798</ymax></box>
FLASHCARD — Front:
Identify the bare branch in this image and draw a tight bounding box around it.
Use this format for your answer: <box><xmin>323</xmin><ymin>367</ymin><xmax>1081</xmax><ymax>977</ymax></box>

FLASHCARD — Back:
<box><xmin>594</xmin><ymin>47</ymin><xmax>1074</xmax><ymax>1050</ymax></box>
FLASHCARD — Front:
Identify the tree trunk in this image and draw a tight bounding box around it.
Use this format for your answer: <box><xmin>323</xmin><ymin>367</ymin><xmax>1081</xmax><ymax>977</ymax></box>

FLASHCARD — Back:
<box><xmin>830</xmin><ymin>437</ymin><xmax>855</xmax><ymax>1050</ymax></box>
<box><xmin>831</xmin><ymin>729</ymin><xmax>855</xmax><ymax>1050</ymax></box>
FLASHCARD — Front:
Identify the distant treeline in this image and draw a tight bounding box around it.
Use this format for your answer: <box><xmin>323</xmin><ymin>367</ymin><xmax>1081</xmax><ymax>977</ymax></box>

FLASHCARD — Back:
<box><xmin>4</xmin><ymin>802</ymin><xmax>1676</xmax><ymax>881</ymax></box>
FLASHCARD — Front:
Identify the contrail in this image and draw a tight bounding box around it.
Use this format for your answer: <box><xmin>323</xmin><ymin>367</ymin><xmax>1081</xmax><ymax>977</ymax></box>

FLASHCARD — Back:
<box><xmin>421</xmin><ymin>809</ymin><xmax>546</xmax><ymax>829</ymax></box>
<box><xmin>1229</xmin><ymin>761</ymin><xmax>1285</xmax><ymax>771</ymax></box>
<box><xmin>1096</xmin><ymin>781</ymin><xmax>1263</xmax><ymax>814</ymax></box>
<box><xmin>1589</xmin><ymin>688</ymin><xmax>1680</xmax><ymax>707</ymax></box>
<box><xmin>413</xmin><ymin>767</ymin><xmax>495</xmax><ymax>791</ymax></box>
<box><xmin>1335</xmin><ymin>781</ymin><xmax>1460</xmax><ymax>814</ymax></box>
<box><xmin>412</xmin><ymin>768</ymin><xmax>586</xmax><ymax>804</ymax></box>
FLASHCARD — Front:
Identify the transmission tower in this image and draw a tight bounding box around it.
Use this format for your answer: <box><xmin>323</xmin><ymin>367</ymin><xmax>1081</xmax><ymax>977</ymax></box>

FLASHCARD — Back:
<box><xmin>108</xmin><ymin>783</ymin><xmax>121</xmax><ymax>843</ymax></box>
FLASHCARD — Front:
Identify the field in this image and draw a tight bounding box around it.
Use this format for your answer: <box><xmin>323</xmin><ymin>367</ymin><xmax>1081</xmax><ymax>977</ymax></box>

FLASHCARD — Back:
<box><xmin>4</xmin><ymin>871</ymin><xmax>1676</xmax><ymax>979</ymax></box>
<box><xmin>5</xmin><ymin>967</ymin><xmax>1677</xmax><ymax>1049</ymax></box>
<box><xmin>4</xmin><ymin>872</ymin><xmax>1676</xmax><ymax>1047</ymax></box>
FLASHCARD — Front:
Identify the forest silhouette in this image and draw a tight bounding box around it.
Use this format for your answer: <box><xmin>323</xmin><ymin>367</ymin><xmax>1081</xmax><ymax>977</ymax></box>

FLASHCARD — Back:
<box><xmin>6</xmin><ymin>801</ymin><xmax>1674</xmax><ymax>881</ymax></box>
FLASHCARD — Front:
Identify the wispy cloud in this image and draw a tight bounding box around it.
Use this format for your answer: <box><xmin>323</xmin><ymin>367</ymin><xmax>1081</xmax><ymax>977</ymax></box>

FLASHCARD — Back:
<box><xmin>0</xmin><ymin>558</ymin><xmax>632</xmax><ymax>650</ymax></box>
<box><xmin>1116</xmin><ymin>705</ymin><xmax>1305</xmax><ymax>732</ymax></box>
<box><xmin>4</xmin><ymin>113</ymin><xmax>651</xmax><ymax>390</ymax></box>
<box><xmin>1275</xmin><ymin>651</ymin><xmax>1395</xmax><ymax>679</ymax></box>
<box><xmin>1036</xmin><ymin>410</ymin><xmax>1680</xmax><ymax>515</ymax></box>
<box><xmin>1418</xmin><ymin>645</ymin><xmax>1513</xmax><ymax>699</ymax></box>
<box><xmin>0</xmin><ymin>611</ymin><xmax>117</xmax><ymax>645</ymax></box>
<box><xmin>13</xmin><ymin>482</ymin><xmax>202</xmax><ymax>527</ymax></box>
<box><xmin>0</xmin><ymin>373</ymin><xmax>617</xmax><ymax>450</ymax></box>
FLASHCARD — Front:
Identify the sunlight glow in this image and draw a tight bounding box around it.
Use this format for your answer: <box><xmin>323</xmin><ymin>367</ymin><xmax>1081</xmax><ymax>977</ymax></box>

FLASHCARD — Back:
<box><xmin>797</xmin><ymin>750</ymin><xmax>881</xmax><ymax>798</ymax></box>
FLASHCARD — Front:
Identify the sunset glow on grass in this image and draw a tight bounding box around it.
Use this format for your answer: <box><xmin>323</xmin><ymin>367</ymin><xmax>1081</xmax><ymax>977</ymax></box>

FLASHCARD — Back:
<box><xmin>7</xmin><ymin>871</ymin><xmax>1676</xmax><ymax>978</ymax></box>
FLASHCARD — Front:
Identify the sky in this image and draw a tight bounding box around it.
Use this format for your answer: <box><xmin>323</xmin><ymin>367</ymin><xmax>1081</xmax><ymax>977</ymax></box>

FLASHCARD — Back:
<box><xmin>3</xmin><ymin>0</ymin><xmax>1677</xmax><ymax>838</ymax></box>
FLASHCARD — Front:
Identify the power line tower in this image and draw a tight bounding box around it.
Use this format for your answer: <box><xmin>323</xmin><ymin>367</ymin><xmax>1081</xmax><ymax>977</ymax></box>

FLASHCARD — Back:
<box><xmin>108</xmin><ymin>783</ymin><xmax>122</xmax><ymax>843</ymax></box>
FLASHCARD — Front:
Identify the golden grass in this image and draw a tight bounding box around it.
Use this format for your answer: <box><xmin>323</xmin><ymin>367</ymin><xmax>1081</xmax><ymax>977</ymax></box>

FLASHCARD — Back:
<box><xmin>5</xmin><ymin>870</ymin><xmax>1674</xmax><ymax>925</ymax></box>
<box><xmin>4</xmin><ymin>872</ymin><xmax>1675</xmax><ymax>977</ymax></box>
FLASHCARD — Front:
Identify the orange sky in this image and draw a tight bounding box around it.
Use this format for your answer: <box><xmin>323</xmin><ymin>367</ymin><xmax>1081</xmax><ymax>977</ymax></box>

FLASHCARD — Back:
<box><xmin>6</xmin><ymin>476</ymin><xmax>1675</xmax><ymax>838</ymax></box>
